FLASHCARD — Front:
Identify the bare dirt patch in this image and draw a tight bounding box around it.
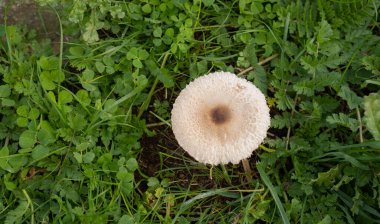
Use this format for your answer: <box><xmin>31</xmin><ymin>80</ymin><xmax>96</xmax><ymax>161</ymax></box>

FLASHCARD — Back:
<box><xmin>0</xmin><ymin>0</ymin><xmax>60</xmax><ymax>53</ymax></box>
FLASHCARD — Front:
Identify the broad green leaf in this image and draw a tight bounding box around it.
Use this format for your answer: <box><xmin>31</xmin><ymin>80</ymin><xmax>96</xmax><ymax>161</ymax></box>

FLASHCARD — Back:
<box><xmin>159</xmin><ymin>3</ymin><xmax>167</xmax><ymax>11</ymax></box>
<box><xmin>289</xmin><ymin>198</ymin><xmax>302</xmax><ymax>218</ymax></box>
<box><xmin>326</xmin><ymin>113</ymin><xmax>359</xmax><ymax>132</ymax></box>
<box><xmin>316</xmin><ymin>20</ymin><xmax>333</xmax><ymax>44</ymax></box>
<box><xmin>154</xmin><ymin>187</ymin><xmax>164</xmax><ymax>198</ymax></box>
<box><xmin>197</xmin><ymin>60</ymin><xmax>208</xmax><ymax>75</ymax></box>
<box><xmin>147</xmin><ymin>177</ymin><xmax>160</xmax><ymax>188</ymax></box>
<box><xmin>1</xmin><ymin>98</ymin><xmax>16</xmax><ymax>107</ymax></box>
<box><xmin>38</xmin><ymin>56</ymin><xmax>59</xmax><ymax>70</ymax></box>
<box><xmin>189</xmin><ymin>61</ymin><xmax>208</xmax><ymax>79</ymax></box>
<box><xmin>4</xmin><ymin>200</ymin><xmax>28</xmax><ymax>224</ymax></box>
<box><xmin>178</xmin><ymin>43</ymin><xmax>189</xmax><ymax>53</ymax></box>
<box><xmin>28</xmin><ymin>108</ymin><xmax>40</xmax><ymax>120</ymax></box>
<box><xmin>127</xmin><ymin>47</ymin><xmax>139</xmax><ymax>60</ymax></box>
<box><xmin>293</xmin><ymin>79</ymin><xmax>315</xmax><ymax>96</ymax></box>
<box><xmin>8</xmin><ymin>156</ymin><xmax>27</xmax><ymax>173</ymax></box>
<box><xmin>311</xmin><ymin>165</ymin><xmax>340</xmax><ymax>187</ymax></box>
<box><xmin>32</xmin><ymin>145</ymin><xmax>49</xmax><ymax>160</ymax></box>
<box><xmin>95</xmin><ymin>61</ymin><xmax>105</xmax><ymax>73</ymax></box>
<box><xmin>153</xmin><ymin>27</ymin><xmax>162</xmax><ymax>37</ymax></box>
<box><xmin>2</xmin><ymin>98</ymin><xmax>15</xmax><ymax>107</ymax></box>
<box><xmin>153</xmin><ymin>38</ymin><xmax>162</xmax><ymax>46</ymax></box>
<box><xmin>73</xmin><ymin>152</ymin><xmax>82</xmax><ymax>163</ymax></box>
<box><xmin>83</xmin><ymin>152</ymin><xmax>95</xmax><ymax>163</ymax></box>
<box><xmin>82</xmin><ymin>20</ymin><xmax>101</xmax><ymax>43</ymax></box>
<box><xmin>118</xmin><ymin>215</ymin><xmax>135</xmax><ymax>224</ymax></box>
<box><xmin>243</xmin><ymin>42</ymin><xmax>258</xmax><ymax>66</ymax></box>
<box><xmin>38</xmin><ymin>127</ymin><xmax>56</xmax><ymax>145</ymax></box>
<box><xmin>47</xmin><ymin>91</ymin><xmax>57</xmax><ymax>104</ymax></box>
<box><xmin>111</xmin><ymin>24</ymin><xmax>121</xmax><ymax>33</ymax></box>
<box><xmin>251</xmin><ymin>2</ymin><xmax>263</xmax><ymax>14</ymax></box>
<box><xmin>251</xmin><ymin>200</ymin><xmax>271</xmax><ymax>219</ymax></box>
<box><xmin>76</xmin><ymin>90</ymin><xmax>91</xmax><ymax>106</ymax></box>
<box><xmin>69</xmin><ymin>46</ymin><xmax>84</xmax><ymax>57</ymax></box>
<box><xmin>6</xmin><ymin>26</ymin><xmax>22</xmax><ymax>44</ymax></box>
<box><xmin>317</xmin><ymin>215</ymin><xmax>332</xmax><ymax>224</ymax></box>
<box><xmin>97</xmin><ymin>153</ymin><xmax>112</xmax><ymax>165</ymax></box>
<box><xmin>40</xmin><ymin>71</ymin><xmax>56</xmax><ymax>90</ymax></box>
<box><xmin>16</xmin><ymin>117</ymin><xmax>28</xmax><ymax>127</ymax></box>
<box><xmin>0</xmin><ymin>85</ymin><xmax>11</xmax><ymax>97</ymax></box>
<box><xmin>82</xmin><ymin>83</ymin><xmax>97</xmax><ymax>92</ymax></box>
<box><xmin>126</xmin><ymin>158</ymin><xmax>138</xmax><ymax>171</ymax></box>
<box><xmin>19</xmin><ymin>130</ymin><xmax>37</xmax><ymax>148</ymax></box>
<box><xmin>145</xmin><ymin>59</ymin><xmax>158</xmax><ymax>72</ymax></box>
<box><xmin>338</xmin><ymin>85</ymin><xmax>362</xmax><ymax>110</ymax></box>
<box><xmin>263</xmin><ymin>44</ymin><xmax>273</xmax><ymax>57</ymax></box>
<box><xmin>138</xmin><ymin>49</ymin><xmax>149</xmax><ymax>60</ymax></box>
<box><xmin>50</xmin><ymin>70</ymin><xmax>65</xmax><ymax>83</ymax></box>
<box><xmin>117</xmin><ymin>167</ymin><xmax>134</xmax><ymax>182</ymax></box>
<box><xmin>81</xmin><ymin>69</ymin><xmax>97</xmax><ymax>91</ymax></box>
<box><xmin>103</xmin><ymin>56</ymin><xmax>114</xmax><ymax>66</ymax></box>
<box><xmin>362</xmin><ymin>55</ymin><xmax>380</xmax><ymax>75</ymax></box>
<box><xmin>4</xmin><ymin>173</ymin><xmax>17</xmax><ymax>190</ymax></box>
<box><xmin>62</xmin><ymin>185</ymin><xmax>80</xmax><ymax>202</ymax></box>
<box><xmin>58</xmin><ymin>90</ymin><xmax>73</xmax><ymax>105</ymax></box>
<box><xmin>248</xmin><ymin>65</ymin><xmax>267</xmax><ymax>94</ymax></box>
<box><xmin>82</xmin><ymin>69</ymin><xmax>95</xmax><ymax>80</ymax></box>
<box><xmin>157</xmin><ymin>68</ymin><xmax>174</xmax><ymax>88</ymax></box>
<box><xmin>185</xmin><ymin>20</ymin><xmax>194</xmax><ymax>29</ymax></box>
<box><xmin>0</xmin><ymin>146</ymin><xmax>10</xmax><ymax>170</ymax></box>
<box><xmin>68</xmin><ymin>114</ymin><xmax>87</xmax><ymax>131</ymax></box>
<box><xmin>106</xmin><ymin>66</ymin><xmax>115</xmax><ymax>74</ymax></box>
<box><xmin>104</xmin><ymin>98</ymin><xmax>118</xmax><ymax>112</ymax></box>
<box><xmin>142</xmin><ymin>4</ymin><xmax>152</xmax><ymax>14</ymax></box>
<box><xmin>132</xmin><ymin>59</ymin><xmax>143</xmax><ymax>68</ymax></box>
<box><xmin>363</xmin><ymin>92</ymin><xmax>380</xmax><ymax>140</ymax></box>
<box><xmin>76</xmin><ymin>142</ymin><xmax>92</xmax><ymax>152</ymax></box>
<box><xmin>202</xmin><ymin>0</ymin><xmax>215</xmax><ymax>7</ymax></box>
<box><xmin>16</xmin><ymin>105</ymin><xmax>29</xmax><ymax>117</ymax></box>
<box><xmin>119</xmin><ymin>173</ymin><xmax>134</xmax><ymax>196</ymax></box>
<box><xmin>165</xmin><ymin>28</ymin><xmax>175</xmax><ymax>38</ymax></box>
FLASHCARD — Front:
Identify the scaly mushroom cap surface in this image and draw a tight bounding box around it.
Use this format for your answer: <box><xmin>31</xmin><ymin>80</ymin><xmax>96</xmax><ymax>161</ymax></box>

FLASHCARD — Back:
<box><xmin>171</xmin><ymin>71</ymin><xmax>270</xmax><ymax>165</ymax></box>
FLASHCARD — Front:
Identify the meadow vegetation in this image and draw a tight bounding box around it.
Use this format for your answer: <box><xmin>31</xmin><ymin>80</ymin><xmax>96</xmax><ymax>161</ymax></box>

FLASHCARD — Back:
<box><xmin>0</xmin><ymin>0</ymin><xmax>380</xmax><ymax>223</ymax></box>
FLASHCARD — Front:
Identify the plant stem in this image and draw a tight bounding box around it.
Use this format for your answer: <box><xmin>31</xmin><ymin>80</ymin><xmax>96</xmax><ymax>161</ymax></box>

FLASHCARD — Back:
<box><xmin>242</xmin><ymin>159</ymin><xmax>253</xmax><ymax>182</ymax></box>
<box><xmin>22</xmin><ymin>189</ymin><xmax>35</xmax><ymax>224</ymax></box>
<box><xmin>137</xmin><ymin>51</ymin><xmax>170</xmax><ymax>119</ymax></box>
<box><xmin>237</xmin><ymin>53</ymin><xmax>279</xmax><ymax>76</ymax></box>
<box><xmin>356</xmin><ymin>107</ymin><xmax>363</xmax><ymax>143</ymax></box>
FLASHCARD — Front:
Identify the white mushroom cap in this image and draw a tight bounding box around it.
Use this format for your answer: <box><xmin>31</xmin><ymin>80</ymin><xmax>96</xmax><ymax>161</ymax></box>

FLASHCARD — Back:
<box><xmin>171</xmin><ymin>71</ymin><xmax>270</xmax><ymax>165</ymax></box>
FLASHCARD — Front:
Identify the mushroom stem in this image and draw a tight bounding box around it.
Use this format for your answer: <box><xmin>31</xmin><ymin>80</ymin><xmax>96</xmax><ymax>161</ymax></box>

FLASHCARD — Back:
<box><xmin>209</xmin><ymin>165</ymin><xmax>214</xmax><ymax>180</ymax></box>
<box><xmin>242</xmin><ymin>159</ymin><xmax>253</xmax><ymax>182</ymax></box>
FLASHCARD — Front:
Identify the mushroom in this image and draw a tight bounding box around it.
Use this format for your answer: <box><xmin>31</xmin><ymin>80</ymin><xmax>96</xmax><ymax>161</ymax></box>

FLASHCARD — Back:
<box><xmin>171</xmin><ymin>71</ymin><xmax>270</xmax><ymax>165</ymax></box>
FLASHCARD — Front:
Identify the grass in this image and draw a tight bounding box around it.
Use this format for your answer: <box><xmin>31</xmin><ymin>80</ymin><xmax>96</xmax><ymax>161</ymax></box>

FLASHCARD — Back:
<box><xmin>0</xmin><ymin>0</ymin><xmax>380</xmax><ymax>223</ymax></box>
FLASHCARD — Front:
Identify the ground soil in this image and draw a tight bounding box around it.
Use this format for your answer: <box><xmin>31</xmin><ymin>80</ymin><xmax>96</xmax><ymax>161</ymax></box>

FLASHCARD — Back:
<box><xmin>0</xmin><ymin>0</ymin><xmax>60</xmax><ymax>53</ymax></box>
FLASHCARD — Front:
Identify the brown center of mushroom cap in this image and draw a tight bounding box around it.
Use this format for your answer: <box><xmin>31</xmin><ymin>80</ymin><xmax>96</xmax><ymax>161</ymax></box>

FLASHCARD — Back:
<box><xmin>209</xmin><ymin>105</ymin><xmax>231</xmax><ymax>125</ymax></box>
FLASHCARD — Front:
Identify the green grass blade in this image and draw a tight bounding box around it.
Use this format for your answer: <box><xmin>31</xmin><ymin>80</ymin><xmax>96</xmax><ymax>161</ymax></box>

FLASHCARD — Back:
<box><xmin>337</xmin><ymin>190</ymin><xmax>380</xmax><ymax>223</ymax></box>
<box><xmin>257</xmin><ymin>163</ymin><xmax>290</xmax><ymax>224</ymax></box>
